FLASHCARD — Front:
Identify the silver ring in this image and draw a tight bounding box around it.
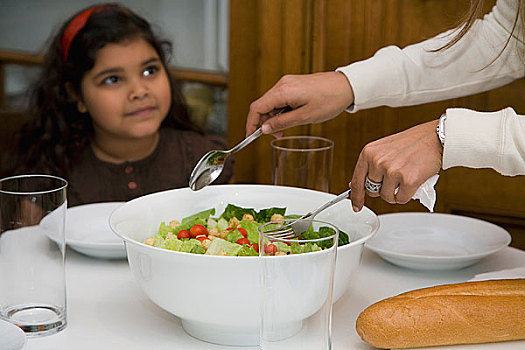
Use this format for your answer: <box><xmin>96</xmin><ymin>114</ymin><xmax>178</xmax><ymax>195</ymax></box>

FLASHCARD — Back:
<box><xmin>365</xmin><ymin>176</ymin><xmax>382</xmax><ymax>193</ymax></box>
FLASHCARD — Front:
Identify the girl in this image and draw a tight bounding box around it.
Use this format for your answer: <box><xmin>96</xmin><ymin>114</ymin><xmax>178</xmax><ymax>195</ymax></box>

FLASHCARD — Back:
<box><xmin>11</xmin><ymin>4</ymin><xmax>233</xmax><ymax>206</ymax></box>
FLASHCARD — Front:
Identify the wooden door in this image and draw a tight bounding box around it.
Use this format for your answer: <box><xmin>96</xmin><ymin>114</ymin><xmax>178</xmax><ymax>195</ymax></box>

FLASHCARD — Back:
<box><xmin>229</xmin><ymin>0</ymin><xmax>525</xmax><ymax>249</ymax></box>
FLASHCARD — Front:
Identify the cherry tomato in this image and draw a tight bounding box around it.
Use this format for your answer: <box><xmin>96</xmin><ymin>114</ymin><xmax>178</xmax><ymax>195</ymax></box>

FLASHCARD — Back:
<box><xmin>236</xmin><ymin>238</ymin><xmax>251</xmax><ymax>246</ymax></box>
<box><xmin>251</xmin><ymin>243</ymin><xmax>259</xmax><ymax>253</ymax></box>
<box><xmin>177</xmin><ymin>230</ymin><xmax>191</xmax><ymax>239</ymax></box>
<box><xmin>264</xmin><ymin>243</ymin><xmax>277</xmax><ymax>254</ymax></box>
<box><xmin>190</xmin><ymin>224</ymin><xmax>208</xmax><ymax>238</ymax></box>
<box><xmin>196</xmin><ymin>235</ymin><xmax>208</xmax><ymax>243</ymax></box>
<box><xmin>237</xmin><ymin>228</ymin><xmax>248</xmax><ymax>238</ymax></box>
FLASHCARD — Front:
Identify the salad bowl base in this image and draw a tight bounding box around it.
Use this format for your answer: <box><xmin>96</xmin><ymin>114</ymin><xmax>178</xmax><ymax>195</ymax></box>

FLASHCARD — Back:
<box><xmin>182</xmin><ymin>319</ymin><xmax>260</xmax><ymax>346</ymax></box>
<box><xmin>181</xmin><ymin>318</ymin><xmax>303</xmax><ymax>346</ymax></box>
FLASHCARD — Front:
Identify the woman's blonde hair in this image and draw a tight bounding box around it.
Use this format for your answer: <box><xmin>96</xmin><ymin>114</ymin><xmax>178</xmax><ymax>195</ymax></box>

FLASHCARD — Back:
<box><xmin>439</xmin><ymin>0</ymin><xmax>524</xmax><ymax>61</ymax></box>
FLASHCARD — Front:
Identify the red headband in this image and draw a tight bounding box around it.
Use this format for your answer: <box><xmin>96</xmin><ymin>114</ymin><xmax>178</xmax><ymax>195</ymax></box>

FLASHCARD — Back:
<box><xmin>61</xmin><ymin>5</ymin><xmax>111</xmax><ymax>61</ymax></box>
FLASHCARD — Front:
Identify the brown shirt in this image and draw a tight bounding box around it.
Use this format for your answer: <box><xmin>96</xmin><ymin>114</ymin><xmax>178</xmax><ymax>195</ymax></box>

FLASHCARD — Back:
<box><xmin>67</xmin><ymin>128</ymin><xmax>233</xmax><ymax>207</ymax></box>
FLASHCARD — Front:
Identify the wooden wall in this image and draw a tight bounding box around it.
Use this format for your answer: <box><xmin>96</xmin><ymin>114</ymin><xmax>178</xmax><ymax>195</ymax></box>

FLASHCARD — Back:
<box><xmin>228</xmin><ymin>0</ymin><xmax>525</xmax><ymax>249</ymax></box>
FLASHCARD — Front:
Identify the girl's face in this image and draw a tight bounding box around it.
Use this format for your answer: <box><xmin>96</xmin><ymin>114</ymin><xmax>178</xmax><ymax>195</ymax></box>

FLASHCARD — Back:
<box><xmin>77</xmin><ymin>37</ymin><xmax>171</xmax><ymax>141</ymax></box>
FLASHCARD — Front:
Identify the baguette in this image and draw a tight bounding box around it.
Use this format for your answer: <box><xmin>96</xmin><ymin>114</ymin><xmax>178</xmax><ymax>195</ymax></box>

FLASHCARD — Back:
<box><xmin>356</xmin><ymin>279</ymin><xmax>525</xmax><ymax>349</ymax></box>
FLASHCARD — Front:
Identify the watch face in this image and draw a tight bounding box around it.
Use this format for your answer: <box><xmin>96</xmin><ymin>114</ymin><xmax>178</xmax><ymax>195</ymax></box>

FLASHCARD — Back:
<box><xmin>437</xmin><ymin>114</ymin><xmax>446</xmax><ymax>147</ymax></box>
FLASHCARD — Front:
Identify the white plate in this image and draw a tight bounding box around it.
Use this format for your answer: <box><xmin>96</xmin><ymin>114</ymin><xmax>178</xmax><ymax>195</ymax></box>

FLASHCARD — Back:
<box><xmin>66</xmin><ymin>202</ymin><xmax>126</xmax><ymax>259</ymax></box>
<box><xmin>365</xmin><ymin>212</ymin><xmax>511</xmax><ymax>270</ymax></box>
<box><xmin>0</xmin><ymin>320</ymin><xmax>26</xmax><ymax>350</ymax></box>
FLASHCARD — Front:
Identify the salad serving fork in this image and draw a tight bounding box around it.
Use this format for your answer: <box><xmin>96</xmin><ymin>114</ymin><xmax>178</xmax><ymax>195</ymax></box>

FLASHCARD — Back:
<box><xmin>263</xmin><ymin>189</ymin><xmax>352</xmax><ymax>239</ymax></box>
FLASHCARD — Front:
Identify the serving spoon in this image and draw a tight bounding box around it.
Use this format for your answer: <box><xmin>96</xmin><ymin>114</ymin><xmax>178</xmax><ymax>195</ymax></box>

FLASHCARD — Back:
<box><xmin>189</xmin><ymin>106</ymin><xmax>291</xmax><ymax>191</ymax></box>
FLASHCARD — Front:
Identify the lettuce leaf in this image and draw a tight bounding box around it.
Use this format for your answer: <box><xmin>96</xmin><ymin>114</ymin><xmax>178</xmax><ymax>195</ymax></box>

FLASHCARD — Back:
<box><xmin>226</xmin><ymin>229</ymin><xmax>244</xmax><ymax>243</ymax></box>
<box><xmin>254</xmin><ymin>207</ymin><xmax>286</xmax><ymax>222</ymax></box>
<box><xmin>220</xmin><ymin>204</ymin><xmax>286</xmax><ymax>223</ymax></box>
<box><xmin>182</xmin><ymin>208</ymin><xmax>215</xmax><ymax>224</ymax></box>
<box><xmin>237</xmin><ymin>244</ymin><xmax>258</xmax><ymax>256</ymax></box>
<box><xmin>220</xmin><ymin>204</ymin><xmax>256</xmax><ymax>221</ymax></box>
<box><xmin>240</xmin><ymin>220</ymin><xmax>260</xmax><ymax>244</ymax></box>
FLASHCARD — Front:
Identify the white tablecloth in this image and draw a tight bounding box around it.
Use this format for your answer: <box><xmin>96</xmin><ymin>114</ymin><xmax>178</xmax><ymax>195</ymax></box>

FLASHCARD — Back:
<box><xmin>25</xmin><ymin>247</ymin><xmax>525</xmax><ymax>350</ymax></box>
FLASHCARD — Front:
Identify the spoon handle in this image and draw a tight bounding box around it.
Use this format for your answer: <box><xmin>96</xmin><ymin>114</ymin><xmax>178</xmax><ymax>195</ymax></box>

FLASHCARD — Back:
<box><xmin>228</xmin><ymin>106</ymin><xmax>292</xmax><ymax>154</ymax></box>
<box><xmin>228</xmin><ymin>128</ymin><xmax>263</xmax><ymax>154</ymax></box>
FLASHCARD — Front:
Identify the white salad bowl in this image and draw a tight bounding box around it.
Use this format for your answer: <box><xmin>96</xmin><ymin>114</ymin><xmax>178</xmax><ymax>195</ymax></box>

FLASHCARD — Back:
<box><xmin>109</xmin><ymin>184</ymin><xmax>379</xmax><ymax>346</ymax></box>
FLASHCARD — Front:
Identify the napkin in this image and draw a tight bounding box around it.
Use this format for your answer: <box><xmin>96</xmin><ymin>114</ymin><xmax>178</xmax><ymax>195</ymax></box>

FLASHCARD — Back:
<box><xmin>411</xmin><ymin>174</ymin><xmax>439</xmax><ymax>212</ymax></box>
<box><xmin>469</xmin><ymin>266</ymin><xmax>525</xmax><ymax>281</ymax></box>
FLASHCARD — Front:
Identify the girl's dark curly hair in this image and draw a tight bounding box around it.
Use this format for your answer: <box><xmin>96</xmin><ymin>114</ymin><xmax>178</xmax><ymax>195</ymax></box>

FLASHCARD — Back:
<box><xmin>13</xmin><ymin>3</ymin><xmax>198</xmax><ymax>178</ymax></box>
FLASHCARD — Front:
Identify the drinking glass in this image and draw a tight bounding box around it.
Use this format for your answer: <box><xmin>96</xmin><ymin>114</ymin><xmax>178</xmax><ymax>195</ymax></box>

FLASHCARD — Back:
<box><xmin>0</xmin><ymin>174</ymin><xmax>68</xmax><ymax>337</ymax></box>
<box><xmin>271</xmin><ymin>136</ymin><xmax>334</xmax><ymax>192</ymax></box>
<box><xmin>258</xmin><ymin>219</ymin><xmax>338</xmax><ymax>349</ymax></box>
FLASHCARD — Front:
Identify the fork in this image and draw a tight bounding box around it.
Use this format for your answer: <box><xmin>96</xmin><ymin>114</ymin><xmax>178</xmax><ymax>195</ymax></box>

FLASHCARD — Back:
<box><xmin>263</xmin><ymin>189</ymin><xmax>351</xmax><ymax>239</ymax></box>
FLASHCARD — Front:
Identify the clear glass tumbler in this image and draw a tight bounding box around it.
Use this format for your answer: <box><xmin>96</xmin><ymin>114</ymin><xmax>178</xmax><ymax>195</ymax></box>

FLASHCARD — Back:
<box><xmin>258</xmin><ymin>219</ymin><xmax>338</xmax><ymax>349</ymax></box>
<box><xmin>271</xmin><ymin>136</ymin><xmax>334</xmax><ymax>192</ymax></box>
<box><xmin>0</xmin><ymin>174</ymin><xmax>68</xmax><ymax>337</ymax></box>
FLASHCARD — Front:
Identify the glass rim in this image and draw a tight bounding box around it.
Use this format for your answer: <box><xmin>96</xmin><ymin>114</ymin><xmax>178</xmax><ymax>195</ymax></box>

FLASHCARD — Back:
<box><xmin>258</xmin><ymin>218</ymin><xmax>339</xmax><ymax>244</ymax></box>
<box><xmin>270</xmin><ymin>135</ymin><xmax>334</xmax><ymax>152</ymax></box>
<box><xmin>0</xmin><ymin>174</ymin><xmax>68</xmax><ymax>195</ymax></box>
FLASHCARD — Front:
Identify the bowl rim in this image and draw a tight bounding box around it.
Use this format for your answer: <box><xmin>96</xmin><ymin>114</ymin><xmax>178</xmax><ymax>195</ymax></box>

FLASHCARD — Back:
<box><xmin>110</xmin><ymin>184</ymin><xmax>380</xmax><ymax>260</ymax></box>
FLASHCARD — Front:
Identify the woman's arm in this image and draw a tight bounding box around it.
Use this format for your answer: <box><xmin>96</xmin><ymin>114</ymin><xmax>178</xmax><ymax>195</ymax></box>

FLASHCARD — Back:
<box><xmin>349</xmin><ymin>107</ymin><xmax>525</xmax><ymax>212</ymax></box>
<box><xmin>337</xmin><ymin>0</ymin><xmax>524</xmax><ymax>112</ymax></box>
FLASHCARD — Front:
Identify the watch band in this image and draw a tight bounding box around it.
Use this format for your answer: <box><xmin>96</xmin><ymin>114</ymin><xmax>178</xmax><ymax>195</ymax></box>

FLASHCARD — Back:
<box><xmin>436</xmin><ymin>113</ymin><xmax>446</xmax><ymax>148</ymax></box>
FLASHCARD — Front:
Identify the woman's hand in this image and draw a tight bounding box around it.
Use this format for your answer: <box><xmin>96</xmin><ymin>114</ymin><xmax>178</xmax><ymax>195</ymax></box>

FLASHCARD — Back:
<box><xmin>245</xmin><ymin>72</ymin><xmax>355</xmax><ymax>136</ymax></box>
<box><xmin>350</xmin><ymin>119</ymin><xmax>443</xmax><ymax>212</ymax></box>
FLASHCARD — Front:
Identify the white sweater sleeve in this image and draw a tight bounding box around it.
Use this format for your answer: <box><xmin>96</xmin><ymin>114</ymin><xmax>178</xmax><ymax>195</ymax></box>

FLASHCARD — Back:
<box><xmin>337</xmin><ymin>0</ymin><xmax>524</xmax><ymax>110</ymax></box>
<box><xmin>336</xmin><ymin>0</ymin><xmax>525</xmax><ymax>175</ymax></box>
<box><xmin>444</xmin><ymin>108</ymin><xmax>525</xmax><ymax>175</ymax></box>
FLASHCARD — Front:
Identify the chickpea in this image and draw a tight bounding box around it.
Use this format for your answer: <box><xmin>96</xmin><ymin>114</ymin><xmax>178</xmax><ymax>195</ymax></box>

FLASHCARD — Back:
<box><xmin>143</xmin><ymin>237</ymin><xmax>155</xmax><ymax>246</ymax></box>
<box><xmin>201</xmin><ymin>239</ymin><xmax>212</xmax><ymax>250</ymax></box>
<box><xmin>270</xmin><ymin>214</ymin><xmax>285</xmax><ymax>222</ymax></box>
<box><xmin>242</xmin><ymin>213</ymin><xmax>254</xmax><ymax>222</ymax></box>
<box><xmin>228</xmin><ymin>217</ymin><xmax>240</xmax><ymax>228</ymax></box>
<box><xmin>219</xmin><ymin>230</ymin><xmax>229</xmax><ymax>239</ymax></box>
<box><xmin>208</xmin><ymin>228</ymin><xmax>219</xmax><ymax>237</ymax></box>
<box><xmin>169</xmin><ymin>220</ymin><xmax>180</xmax><ymax>229</ymax></box>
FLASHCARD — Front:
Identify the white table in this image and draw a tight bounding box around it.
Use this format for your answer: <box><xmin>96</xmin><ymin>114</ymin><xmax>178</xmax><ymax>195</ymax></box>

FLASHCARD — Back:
<box><xmin>25</xmin><ymin>247</ymin><xmax>525</xmax><ymax>350</ymax></box>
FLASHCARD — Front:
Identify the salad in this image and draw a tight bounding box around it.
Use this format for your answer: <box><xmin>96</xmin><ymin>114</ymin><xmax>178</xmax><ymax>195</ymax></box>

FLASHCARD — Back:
<box><xmin>143</xmin><ymin>204</ymin><xmax>350</xmax><ymax>256</ymax></box>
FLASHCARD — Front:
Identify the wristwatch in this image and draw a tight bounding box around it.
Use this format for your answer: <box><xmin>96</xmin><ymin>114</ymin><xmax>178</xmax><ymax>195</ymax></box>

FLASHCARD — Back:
<box><xmin>436</xmin><ymin>113</ymin><xmax>446</xmax><ymax>148</ymax></box>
